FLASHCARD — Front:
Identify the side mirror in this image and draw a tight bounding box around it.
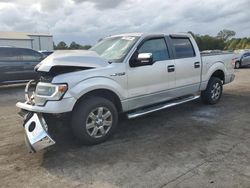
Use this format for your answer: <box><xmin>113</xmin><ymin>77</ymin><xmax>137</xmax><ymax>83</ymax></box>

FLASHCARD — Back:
<box><xmin>137</xmin><ymin>53</ymin><xmax>153</xmax><ymax>64</ymax></box>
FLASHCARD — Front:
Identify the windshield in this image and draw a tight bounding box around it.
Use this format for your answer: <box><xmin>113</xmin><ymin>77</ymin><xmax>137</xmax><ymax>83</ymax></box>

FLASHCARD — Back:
<box><xmin>90</xmin><ymin>36</ymin><xmax>139</xmax><ymax>62</ymax></box>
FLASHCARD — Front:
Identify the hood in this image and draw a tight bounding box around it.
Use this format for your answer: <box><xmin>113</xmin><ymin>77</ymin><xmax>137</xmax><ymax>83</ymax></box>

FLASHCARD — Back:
<box><xmin>36</xmin><ymin>50</ymin><xmax>109</xmax><ymax>72</ymax></box>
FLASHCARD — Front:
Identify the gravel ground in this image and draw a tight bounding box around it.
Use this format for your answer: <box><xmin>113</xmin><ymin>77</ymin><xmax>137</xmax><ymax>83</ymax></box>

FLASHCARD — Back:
<box><xmin>0</xmin><ymin>69</ymin><xmax>250</xmax><ymax>188</ymax></box>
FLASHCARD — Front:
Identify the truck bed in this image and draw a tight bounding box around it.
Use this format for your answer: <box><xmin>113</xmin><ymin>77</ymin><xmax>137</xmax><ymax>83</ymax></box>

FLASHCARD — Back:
<box><xmin>201</xmin><ymin>52</ymin><xmax>234</xmax><ymax>85</ymax></box>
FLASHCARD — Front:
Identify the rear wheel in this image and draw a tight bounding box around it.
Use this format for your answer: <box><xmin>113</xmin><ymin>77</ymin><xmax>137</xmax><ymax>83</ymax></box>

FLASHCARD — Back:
<box><xmin>72</xmin><ymin>97</ymin><xmax>118</xmax><ymax>145</ymax></box>
<box><xmin>201</xmin><ymin>77</ymin><xmax>223</xmax><ymax>105</ymax></box>
<box><xmin>235</xmin><ymin>61</ymin><xmax>241</xmax><ymax>69</ymax></box>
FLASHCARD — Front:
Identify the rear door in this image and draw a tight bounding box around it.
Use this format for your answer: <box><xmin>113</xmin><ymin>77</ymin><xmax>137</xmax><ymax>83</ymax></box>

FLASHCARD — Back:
<box><xmin>0</xmin><ymin>48</ymin><xmax>24</xmax><ymax>83</ymax></box>
<box><xmin>169</xmin><ymin>36</ymin><xmax>201</xmax><ymax>94</ymax></box>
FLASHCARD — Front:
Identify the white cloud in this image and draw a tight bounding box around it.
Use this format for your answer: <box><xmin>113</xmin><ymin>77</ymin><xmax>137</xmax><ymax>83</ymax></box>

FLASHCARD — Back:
<box><xmin>0</xmin><ymin>0</ymin><xmax>249</xmax><ymax>44</ymax></box>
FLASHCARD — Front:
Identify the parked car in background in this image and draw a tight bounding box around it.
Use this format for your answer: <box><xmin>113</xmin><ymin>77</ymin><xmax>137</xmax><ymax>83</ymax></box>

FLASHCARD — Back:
<box><xmin>233</xmin><ymin>52</ymin><xmax>250</xmax><ymax>69</ymax></box>
<box><xmin>201</xmin><ymin>50</ymin><xmax>223</xmax><ymax>55</ymax></box>
<box><xmin>0</xmin><ymin>47</ymin><xmax>44</xmax><ymax>84</ymax></box>
<box><xmin>39</xmin><ymin>50</ymin><xmax>54</xmax><ymax>57</ymax></box>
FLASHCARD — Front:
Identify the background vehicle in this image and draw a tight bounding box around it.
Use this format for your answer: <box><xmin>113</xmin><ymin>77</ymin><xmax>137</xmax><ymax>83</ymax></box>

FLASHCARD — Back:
<box><xmin>0</xmin><ymin>47</ymin><xmax>44</xmax><ymax>84</ymax></box>
<box><xmin>39</xmin><ymin>50</ymin><xmax>54</xmax><ymax>57</ymax></box>
<box><xmin>16</xmin><ymin>33</ymin><xmax>235</xmax><ymax>152</ymax></box>
<box><xmin>233</xmin><ymin>52</ymin><xmax>250</xmax><ymax>69</ymax></box>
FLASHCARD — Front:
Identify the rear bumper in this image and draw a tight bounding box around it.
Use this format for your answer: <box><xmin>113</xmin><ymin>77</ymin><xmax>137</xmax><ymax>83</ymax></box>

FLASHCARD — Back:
<box><xmin>16</xmin><ymin>97</ymin><xmax>76</xmax><ymax>114</ymax></box>
<box><xmin>22</xmin><ymin>113</ymin><xmax>55</xmax><ymax>153</ymax></box>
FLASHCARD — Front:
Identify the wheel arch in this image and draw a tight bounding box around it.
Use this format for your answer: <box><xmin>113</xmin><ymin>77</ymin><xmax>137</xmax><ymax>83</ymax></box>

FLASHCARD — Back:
<box><xmin>201</xmin><ymin>62</ymin><xmax>226</xmax><ymax>91</ymax></box>
<box><xmin>210</xmin><ymin>69</ymin><xmax>225</xmax><ymax>83</ymax></box>
<box><xmin>73</xmin><ymin>89</ymin><xmax>123</xmax><ymax>113</ymax></box>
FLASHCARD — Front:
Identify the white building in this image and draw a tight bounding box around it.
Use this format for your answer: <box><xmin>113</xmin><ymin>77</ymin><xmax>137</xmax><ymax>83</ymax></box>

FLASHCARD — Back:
<box><xmin>0</xmin><ymin>32</ymin><xmax>53</xmax><ymax>51</ymax></box>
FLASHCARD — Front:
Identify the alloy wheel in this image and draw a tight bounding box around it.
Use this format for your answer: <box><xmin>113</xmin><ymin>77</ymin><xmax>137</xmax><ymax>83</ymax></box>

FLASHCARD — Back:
<box><xmin>85</xmin><ymin>107</ymin><xmax>113</xmax><ymax>138</ymax></box>
<box><xmin>211</xmin><ymin>82</ymin><xmax>221</xmax><ymax>101</ymax></box>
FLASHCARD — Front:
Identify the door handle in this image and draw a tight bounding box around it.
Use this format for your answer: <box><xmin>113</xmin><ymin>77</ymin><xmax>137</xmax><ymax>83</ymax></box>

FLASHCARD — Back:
<box><xmin>168</xmin><ymin>65</ymin><xmax>175</xmax><ymax>72</ymax></box>
<box><xmin>194</xmin><ymin>62</ymin><xmax>200</xmax><ymax>68</ymax></box>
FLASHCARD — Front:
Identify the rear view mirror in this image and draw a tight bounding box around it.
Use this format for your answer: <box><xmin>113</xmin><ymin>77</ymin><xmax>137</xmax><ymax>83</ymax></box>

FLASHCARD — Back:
<box><xmin>137</xmin><ymin>53</ymin><xmax>153</xmax><ymax>64</ymax></box>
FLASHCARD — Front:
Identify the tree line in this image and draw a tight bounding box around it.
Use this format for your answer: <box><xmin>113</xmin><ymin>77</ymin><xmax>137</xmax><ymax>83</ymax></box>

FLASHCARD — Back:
<box><xmin>54</xmin><ymin>29</ymin><xmax>250</xmax><ymax>51</ymax></box>
<box><xmin>189</xmin><ymin>29</ymin><xmax>250</xmax><ymax>51</ymax></box>
<box><xmin>54</xmin><ymin>41</ymin><xmax>92</xmax><ymax>50</ymax></box>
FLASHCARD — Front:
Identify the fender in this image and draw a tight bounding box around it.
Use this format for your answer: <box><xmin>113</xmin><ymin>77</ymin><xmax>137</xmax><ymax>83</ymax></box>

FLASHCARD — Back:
<box><xmin>201</xmin><ymin>61</ymin><xmax>226</xmax><ymax>90</ymax></box>
<box><xmin>68</xmin><ymin>76</ymin><xmax>127</xmax><ymax>101</ymax></box>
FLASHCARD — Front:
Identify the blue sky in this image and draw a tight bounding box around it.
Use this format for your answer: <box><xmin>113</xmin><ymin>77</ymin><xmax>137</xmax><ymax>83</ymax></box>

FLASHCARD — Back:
<box><xmin>0</xmin><ymin>0</ymin><xmax>249</xmax><ymax>45</ymax></box>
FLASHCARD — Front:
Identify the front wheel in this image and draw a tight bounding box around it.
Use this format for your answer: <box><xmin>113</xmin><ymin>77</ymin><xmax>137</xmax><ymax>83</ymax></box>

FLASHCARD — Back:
<box><xmin>71</xmin><ymin>97</ymin><xmax>118</xmax><ymax>145</ymax></box>
<box><xmin>201</xmin><ymin>77</ymin><xmax>223</xmax><ymax>105</ymax></box>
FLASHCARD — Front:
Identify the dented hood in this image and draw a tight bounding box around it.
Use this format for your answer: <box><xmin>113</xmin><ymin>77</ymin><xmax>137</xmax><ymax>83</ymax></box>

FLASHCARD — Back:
<box><xmin>37</xmin><ymin>50</ymin><xmax>109</xmax><ymax>72</ymax></box>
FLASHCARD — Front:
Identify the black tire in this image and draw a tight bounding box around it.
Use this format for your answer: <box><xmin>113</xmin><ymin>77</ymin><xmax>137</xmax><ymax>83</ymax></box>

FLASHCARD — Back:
<box><xmin>201</xmin><ymin>77</ymin><xmax>223</xmax><ymax>105</ymax></box>
<box><xmin>71</xmin><ymin>97</ymin><xmax>118</xmax><ymax>145</ymax></box>
<box><xmin>235</xmin><ymin>61</ymin><xmax>241</xmax><ymax>69</ymax></box>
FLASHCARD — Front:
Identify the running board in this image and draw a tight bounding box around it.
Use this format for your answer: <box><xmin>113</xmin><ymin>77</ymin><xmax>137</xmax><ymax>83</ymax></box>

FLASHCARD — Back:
<box><xmin>127</xmin><ymin>95</ymin><xmax>200</xmax><ymax>119</ymax></box>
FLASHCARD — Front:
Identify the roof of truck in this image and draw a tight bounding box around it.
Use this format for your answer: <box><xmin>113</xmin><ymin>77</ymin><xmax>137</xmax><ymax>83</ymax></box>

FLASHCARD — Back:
<box><xmin>106</xmin><ymin>32</ymin><xmax>191</xmax><ymax>38</ymax></box>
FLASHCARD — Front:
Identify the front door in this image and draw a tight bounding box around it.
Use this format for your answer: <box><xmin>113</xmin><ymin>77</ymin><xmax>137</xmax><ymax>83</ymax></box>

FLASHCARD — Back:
<box><xmin>127</xmin><ymin>37</ymin><xmax>175</xmax><ymax>110</ymax></box>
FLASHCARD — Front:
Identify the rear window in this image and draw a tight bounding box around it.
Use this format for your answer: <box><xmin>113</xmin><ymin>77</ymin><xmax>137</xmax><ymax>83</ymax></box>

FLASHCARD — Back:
<box><xmin>0</xmin><ymin>48</ymin><xmax>22</xmax><ymax>61</ymax></box>
<box><xmin>171</xmin><ymin>38</ymin><xmax>195</xmax><ymax>58</ymax></box>
<box><xmin>244</xmin><ymin>53</ymin><xmax>250</xmax><ymax>57</ymax></box>
<box><xmin>0</xmin><ymin>48</ymin><xmax>42</xmax><ymax>62</ymax></box>
<box><xmin>21</xmin><ymin>49</ymin><xmax>43</xmax><ymax>61</ymax></box>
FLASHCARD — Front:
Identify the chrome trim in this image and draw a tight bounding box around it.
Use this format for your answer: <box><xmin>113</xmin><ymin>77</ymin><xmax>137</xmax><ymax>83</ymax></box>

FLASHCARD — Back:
<box><xmin>1</xmin><ymin>79</ymin><xmax>31</xmax><ymax>84</ymax></box>
<box><xmin>110</xmin><ymin>72</ymin><xmax>126</xmax><ymax>76</ymax></box>
<box><xmin>23</xmin><ymin>113</ymin><xmax>55</xmax><ymax>153</ymax></box>
<box><xmin>25</xmin><ymin>80</ymin><xmax>36</xmax><ymax>102</ymax></box>
<box><xmin>127</xmin><ymin>95</ymin><xmax>200</xmax><ymax>119</ymax></box>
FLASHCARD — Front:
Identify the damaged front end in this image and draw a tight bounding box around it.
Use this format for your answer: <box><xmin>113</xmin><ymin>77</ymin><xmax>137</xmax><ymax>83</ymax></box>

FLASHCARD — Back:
<box><xmin>19</xmin><ymin>80</ymin><xmax>56</xmax><ymax>153</ymax></box>
<box><xmin>17</xmin><ymin>50</ymin><xmax>110</xmax><ymax>153</ymax></box>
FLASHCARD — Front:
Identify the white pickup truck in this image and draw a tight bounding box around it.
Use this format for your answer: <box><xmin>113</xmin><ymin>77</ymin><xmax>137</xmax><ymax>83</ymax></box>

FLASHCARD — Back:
<box><xmin>16</xmin><ymin>33</ymin><xmax>235</xmax><ymax>152</ymax></box>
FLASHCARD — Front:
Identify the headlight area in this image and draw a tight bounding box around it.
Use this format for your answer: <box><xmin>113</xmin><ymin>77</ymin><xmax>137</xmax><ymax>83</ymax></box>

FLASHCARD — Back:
<box><xmin>34</xmin><ymin>82</ymin><xmax>68</xmax><ymax>106</ymax></box>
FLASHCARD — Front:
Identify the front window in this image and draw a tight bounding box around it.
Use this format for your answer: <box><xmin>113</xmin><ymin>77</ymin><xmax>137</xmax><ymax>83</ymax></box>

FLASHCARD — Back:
<box><xmin>90</xmin><ymin>36</ymin><xmax>139</xmax><ymax>62</ymax></box>
<box><xmin>138</xmin><ymin>38</ymin><xmax>170</xmax><ymax>61</ymax></box>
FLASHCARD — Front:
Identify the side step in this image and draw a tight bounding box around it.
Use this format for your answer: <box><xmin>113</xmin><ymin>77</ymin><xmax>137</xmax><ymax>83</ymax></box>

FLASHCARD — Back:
<box><xmin>127</xmin><ymin>95</ymin><xmax>200</xmax><ymax>119</ymax></box>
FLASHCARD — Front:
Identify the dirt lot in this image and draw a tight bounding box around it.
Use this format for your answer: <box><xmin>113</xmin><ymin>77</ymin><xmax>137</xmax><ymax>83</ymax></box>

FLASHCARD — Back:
<box><xmin>1</xmin><ymin>69</ymin><xmax>250</xmax><ymax>188</ymax></box>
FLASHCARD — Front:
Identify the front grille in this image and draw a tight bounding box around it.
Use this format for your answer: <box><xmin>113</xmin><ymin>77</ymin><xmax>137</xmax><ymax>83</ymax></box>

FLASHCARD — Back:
<box><xmin>39</xmin><ymin>75</ymin><xmax>53</xmax><ymax>83</ymax></box>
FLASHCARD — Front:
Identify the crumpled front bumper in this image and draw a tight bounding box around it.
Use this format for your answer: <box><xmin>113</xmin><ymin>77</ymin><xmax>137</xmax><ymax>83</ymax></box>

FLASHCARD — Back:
<box><xmin>16</xmin><ymin>96</ymin><xmax>76</xmax><ymax>114</ymax></box>
<box><xmin>22</xmin><ymin>112</ymin><xmax>55</xmax><ymax>153</ymax></box>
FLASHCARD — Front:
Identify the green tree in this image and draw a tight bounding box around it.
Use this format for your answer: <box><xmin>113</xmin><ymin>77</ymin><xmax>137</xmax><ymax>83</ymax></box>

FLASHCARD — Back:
<box><xmin>82</xmin><ymin>45</ymin><xmax>92</xmax><ymax>50</ymax></box>
<box><xmin>226</xmin><ymin>39</ymin><xmax>238</xmax><ymax>50</ymax></box>
<box><xmin>240</xmin><ymin>38</ymin><xmax>248</xmax><ymax>49</ymax></box>
<box><xmin>217</xmin><ymin>29</ymin><xmax>236</xmax><ymax>41</ymax></box>
<box><xmin>235</xmin><ymin>39</ymin><xmax>244</xmax><ymax>49</ymax></box>
<box><xmin>56</xmin><ymin>41</ymin><xmax>68</xmax><ymax>50</ymax></box>
<box><xmin>245</xmin><ymin>44</ymin><xmax>250</xmax><ymax>49</ymax></box>
<box><xmin>193</xmin><ymin>34</ymin><xmax>225</xmax><ymax>51</ymax></box>
<box><xmin>53</xmin><ymin>42</ymin><xmax>57</xmax><ymax>50</ymax></box>
<box><xmin>69</xmin><ymin>41</ymin><xmax>82</xmax><ymax>49</ymax></box>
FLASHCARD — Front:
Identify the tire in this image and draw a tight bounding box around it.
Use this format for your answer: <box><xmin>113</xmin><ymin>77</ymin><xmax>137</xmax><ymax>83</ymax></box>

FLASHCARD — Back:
<box><xmin>201</xmin><ymin>77</ymin><xmax>223</xmax><ymax>105</ymax></box>
<box><xmin>235</xmin><ymin>61</ymin><xmax>241</xmax><ymax>69</ymax></box>
<box><xmin>71</xmin><ymin>97</ymin><xmax>118</xmax><ymax>145</ymax></box>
